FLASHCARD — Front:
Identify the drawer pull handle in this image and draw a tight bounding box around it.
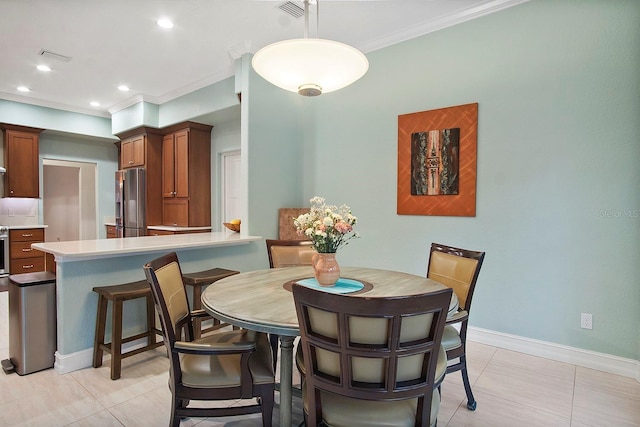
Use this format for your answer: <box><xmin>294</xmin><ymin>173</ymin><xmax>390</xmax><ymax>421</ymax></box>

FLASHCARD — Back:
<box><xmin>22</xmin><ymin>248</ymin><xmax>33</xmax><ymax>252</ymax></box>
<box><xmin>23</xmin><ymin>264</ymin><xmax>34</xmax><ymax>269</ymax></box>
<box><xmin>22</xmin><ymin>234</ymin><xmax>34</xmax><ymax>237</ymax></box>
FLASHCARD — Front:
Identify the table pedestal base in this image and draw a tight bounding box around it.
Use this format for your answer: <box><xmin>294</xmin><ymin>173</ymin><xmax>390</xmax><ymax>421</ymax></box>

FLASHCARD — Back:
<box><xmin>278</xmin><ymin>335</ymin><xmax>295</xmax><ymax>427</ymax></box>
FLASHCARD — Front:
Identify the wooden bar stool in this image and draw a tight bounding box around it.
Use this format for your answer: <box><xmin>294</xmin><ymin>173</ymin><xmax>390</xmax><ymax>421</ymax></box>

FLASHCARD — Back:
<box><xmin>182</xmin><ymin>268</ymin><xmax>239</xmax><ymax>338</ymax></box>
<box><xmin>92</xmin><ymin>280</ymin><xmax>163</xmax><ymax>380</ymax></box>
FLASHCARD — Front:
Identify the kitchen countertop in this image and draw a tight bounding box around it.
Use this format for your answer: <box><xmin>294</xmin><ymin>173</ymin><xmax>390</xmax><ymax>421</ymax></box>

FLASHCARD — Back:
<box><xmin>33</xmin><ymin>232</ymin><xmax>260</xmax><ymax>262</ymax></box>
<box><xmin>7</xmin><ymin>224</ymin><xmax>48</xmax><ymax>229</ymax></box>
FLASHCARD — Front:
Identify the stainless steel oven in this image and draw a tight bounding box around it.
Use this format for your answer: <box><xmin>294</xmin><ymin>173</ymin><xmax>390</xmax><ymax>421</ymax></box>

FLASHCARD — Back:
<box><xmin>0</xmin><ymin>226</ymin><xmax>9</xmax><ymax>276</ymax></box>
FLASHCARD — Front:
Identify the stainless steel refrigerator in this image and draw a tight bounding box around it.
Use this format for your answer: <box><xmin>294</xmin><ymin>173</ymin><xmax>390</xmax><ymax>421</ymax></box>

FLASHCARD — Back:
<box><xmin>115</xmin><ymin>168</ymin><xmax>146</xmax><ymax>237</ymax></box>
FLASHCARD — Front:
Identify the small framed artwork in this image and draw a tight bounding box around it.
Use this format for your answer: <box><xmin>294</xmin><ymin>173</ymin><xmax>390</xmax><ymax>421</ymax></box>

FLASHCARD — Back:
<box><xmin>397</xmin><ymin>103</ymin><xmax>478</xmax><ymax>216</ymax></box>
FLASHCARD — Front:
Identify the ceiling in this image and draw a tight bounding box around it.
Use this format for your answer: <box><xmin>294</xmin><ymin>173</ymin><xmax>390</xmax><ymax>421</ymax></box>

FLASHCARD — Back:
<box><xmin>0</xmin><ymin>0</ymin><xmax>523</xmax><ymax>119</ymax></box>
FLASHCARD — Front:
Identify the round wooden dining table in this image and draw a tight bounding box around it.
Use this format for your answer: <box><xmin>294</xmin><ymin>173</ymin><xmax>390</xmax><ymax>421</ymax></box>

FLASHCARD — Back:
<box><xmin>201</xmin><ymin>266</ymin><xmax>457</xmax><ymax>427</ymax></box>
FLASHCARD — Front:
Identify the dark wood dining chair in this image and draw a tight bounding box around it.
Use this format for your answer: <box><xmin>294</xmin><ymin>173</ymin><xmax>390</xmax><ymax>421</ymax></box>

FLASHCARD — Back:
<box><xmin>427</xmin><ymin>242</ymin><xmax>485</xmax><ymax>411</ymax></box>
<box><xmin>293</xmin><ymin>284</ymin><xmax>452</xmax><ymax>427</ymax></box>
<box><xmin>143</xmin><ymin>252</ymin><xmax>275</xmax><ymax>427</ymax></box>
<box><xmin>265</xmin><ymin>239</ymin><xmax>315</xmax><ymax>370</ymax></box>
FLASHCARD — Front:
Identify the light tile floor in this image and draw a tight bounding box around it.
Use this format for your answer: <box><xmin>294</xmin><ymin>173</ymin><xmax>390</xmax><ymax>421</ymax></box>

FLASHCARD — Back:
<box><xmin>1</xmin><ymin>291</ymin><xmax>639</xmax><ymax>427</ymax></box>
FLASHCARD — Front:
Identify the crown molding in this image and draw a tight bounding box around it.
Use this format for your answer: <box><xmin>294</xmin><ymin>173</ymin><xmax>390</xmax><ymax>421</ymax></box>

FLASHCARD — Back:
<box><xmin>0</xmin><ymin>92</ymin><xmax>110</xmax><ymax>118</ymax></box>
<box><xmin>358</xmin><ymin>0</ymin><xmax>532</xmax><ymax>53</ymax></box>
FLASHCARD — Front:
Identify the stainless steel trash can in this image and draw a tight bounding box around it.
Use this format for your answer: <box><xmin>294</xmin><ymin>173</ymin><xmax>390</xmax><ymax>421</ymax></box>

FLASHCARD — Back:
<box><xmin>8</xmin><ymin>271</ymin><xmax>56</xmax><ymax>375</ymax></box>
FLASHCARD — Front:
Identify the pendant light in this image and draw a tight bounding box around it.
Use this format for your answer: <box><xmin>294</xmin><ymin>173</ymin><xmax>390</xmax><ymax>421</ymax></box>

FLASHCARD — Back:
<box><xmin>252</xmin><ymin>0</ymin><xmax>369</xmax><ymax>96</ymax></box>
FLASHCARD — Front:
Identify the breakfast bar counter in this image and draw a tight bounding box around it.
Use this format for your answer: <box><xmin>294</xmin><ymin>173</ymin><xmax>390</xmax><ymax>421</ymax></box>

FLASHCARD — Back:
<box><xmin>33</xmin><ymin>232</ymin><xmax>259</xmax><ymax>262</ymax></box>
<box><xmin>32</xmin><ymin>232</ymin><xmax>262</xmax><ymax>374</ymax></box>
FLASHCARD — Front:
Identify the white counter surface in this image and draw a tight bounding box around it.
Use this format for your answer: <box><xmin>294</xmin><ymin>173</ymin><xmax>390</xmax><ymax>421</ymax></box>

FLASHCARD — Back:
<box><xmin>33</xmin><ymin>232</ymin><xmax>261</xmax><ymax>262</ymax></box>
<box><xmin>8</xmin><ymin>224</ymin><xmax>48</xmax><ymax>229</ymax></box>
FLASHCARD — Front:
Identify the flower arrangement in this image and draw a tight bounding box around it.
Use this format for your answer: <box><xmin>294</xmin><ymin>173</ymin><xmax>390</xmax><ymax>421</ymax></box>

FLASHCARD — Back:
<box><xmin>293</xmin><ymin>196</ymin><xmax>359</xmax><ymax>253</ymax></box>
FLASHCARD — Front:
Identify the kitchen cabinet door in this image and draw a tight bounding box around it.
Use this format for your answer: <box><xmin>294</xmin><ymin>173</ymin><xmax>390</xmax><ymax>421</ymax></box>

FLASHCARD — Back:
<box><xmin>162</xmin><ymin>199</ymin><xmax>188</xmax><ymax>227</ymax></box>
<box><xmin>120</xmin><ymin>135</ymin><xmax>145</xmax><ymax>169</ymax></box>
<box><xmin>162</xmin><ymin>130</ymin><xmax>189</xmax><ymax>199</ymax></box>
<box><xmin>2</xmin><ymin>127</ymin><xmax>41</xmax><ymax>198</ymax></box>
<box><xmin>106</xmin><ymin>225</ymin><xmax>117</xmax><ymax>238</ymax></box>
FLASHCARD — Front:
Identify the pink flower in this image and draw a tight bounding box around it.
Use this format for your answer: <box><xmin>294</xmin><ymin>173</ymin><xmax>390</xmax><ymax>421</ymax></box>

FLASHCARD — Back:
<box><xmin>334</xmin><ymin>221</ymin><xmax>352</xmax><ymax>234</ymax></box>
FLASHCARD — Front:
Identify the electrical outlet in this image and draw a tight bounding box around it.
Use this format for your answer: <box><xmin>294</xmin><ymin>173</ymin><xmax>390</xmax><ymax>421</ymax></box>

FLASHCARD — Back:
<box><xmin>580</xmin><ymin>313</ymin><xmax>593</xmax><ymax>330</ymax></box>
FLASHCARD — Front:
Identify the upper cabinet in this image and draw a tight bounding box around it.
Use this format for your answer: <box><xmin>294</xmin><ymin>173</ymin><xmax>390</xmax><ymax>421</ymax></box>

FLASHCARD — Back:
<box><xmin>161</xmin><ymin>122</ymin><xmax>212</xmax><ymax>227</ymax></box>
<box><xmin>120</xmin><ymin>134</ymin><xmax>145</xmax><ymax>168</ymax></box>
<box><xmin>0</xmin><ymin>123</ymin><xmax>43</xmax><ymax>198</ymax></box>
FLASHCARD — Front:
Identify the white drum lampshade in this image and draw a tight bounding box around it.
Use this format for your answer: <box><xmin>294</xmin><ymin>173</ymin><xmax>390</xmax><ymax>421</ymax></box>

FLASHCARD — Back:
<box><xmin>252</xmin><ymin>37</ymin><xmax>369</xmax><ymax>96</ymax></box>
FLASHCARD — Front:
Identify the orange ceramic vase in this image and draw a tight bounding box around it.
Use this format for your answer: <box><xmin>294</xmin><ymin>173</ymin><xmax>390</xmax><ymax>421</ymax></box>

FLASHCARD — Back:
<box><xmin>312</xmin><ymin>253</ymin><xmax>340</xmax><ymax>286</ymax></box>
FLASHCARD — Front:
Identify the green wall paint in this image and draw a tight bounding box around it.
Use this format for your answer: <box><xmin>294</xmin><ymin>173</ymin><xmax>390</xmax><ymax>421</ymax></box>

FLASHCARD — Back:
<box><xmin>303</xmin><ymin>0</ymin><xmax>640</xmax><ymax>359</ymax></box>
<box><xmin>158</xmin><ymin>77</ymin><xmax>238</xmax><ymax>127</ymax></box>
<box><xmin>0</xmin><ymin>99</ymin><xmax>114</xmax><ymax>139</ymax></box>
<box><xmin>245</xmin><ymin>66</ymin><xmax>308</xmax><ymax>245</ymax></box>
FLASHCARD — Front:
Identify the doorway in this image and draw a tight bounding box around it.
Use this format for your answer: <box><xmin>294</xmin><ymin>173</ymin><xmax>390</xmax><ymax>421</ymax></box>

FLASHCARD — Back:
<box><xmin>42</xmin><ymin>159</ymin><xmax>97</xmax><ymax>242</ymax></box>
<box><xmin>221</xmin><ymin>150</ymin><xmax>241</xmax><ymax>225</ymax></box>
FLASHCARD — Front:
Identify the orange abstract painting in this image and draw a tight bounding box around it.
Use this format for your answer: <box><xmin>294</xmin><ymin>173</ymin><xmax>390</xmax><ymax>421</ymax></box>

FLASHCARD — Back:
<box><xmin>397</xmin><ymin>103</ymin><xmax>478</xmax><ymax>216</ymax></box>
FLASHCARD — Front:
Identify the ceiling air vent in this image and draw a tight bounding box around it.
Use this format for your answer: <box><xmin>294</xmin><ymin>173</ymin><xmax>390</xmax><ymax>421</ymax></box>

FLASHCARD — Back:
<box><xmin>278</xmin><ymin>1</ymin><xmax>304</xmax><ymax>18</ymax></box>
<box><xmin>38</xmin><ymin>49</ymin><xmax>72</xmax><ymax>62</ymax></box>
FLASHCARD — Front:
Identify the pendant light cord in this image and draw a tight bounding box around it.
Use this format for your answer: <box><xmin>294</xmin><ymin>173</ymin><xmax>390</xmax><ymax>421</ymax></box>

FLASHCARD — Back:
<box><xmin>304</xmin><ymin>0</ymin><xmax>309</xmax><ymax>38</ymax></box>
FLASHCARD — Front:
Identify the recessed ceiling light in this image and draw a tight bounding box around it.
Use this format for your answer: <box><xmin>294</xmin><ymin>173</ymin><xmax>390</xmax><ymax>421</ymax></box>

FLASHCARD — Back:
<box><xmin>90</xmin><ymin>101</ymin><xmax>100</xmax><ymax>107</ymax></box>
<box><xmin>118</xmin><ymin>85</ymin><xmax>130</xmax><ymax>92</ymax></box>
<box><xmin>17</xmin><ymin>86</ymin><xmax>30</xmax><ymax>92</ymax></box>
<box><xmin>157</xmin><ymin>18</ymin><xmax>174</xmax><ymax>29</ymax></box>
<box><xmin>37</xmin><ymin>64</ymin><xmax>52</xmax><ymax>72</ymax></box>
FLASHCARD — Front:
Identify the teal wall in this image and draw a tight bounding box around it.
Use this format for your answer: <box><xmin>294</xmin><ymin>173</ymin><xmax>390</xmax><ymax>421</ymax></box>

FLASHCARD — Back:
<box><xmin>210</xmin><ymin>110</ymin><xmax>241</xmax><ymax>230</ymax></box>
<box><xmin>0</xmin><ymin>99</ymin><xmax>114</xmax><ymax>139</ymax></box>
<box><xmin>296</xmin><ymin>0</ymin><xmax>639</xmax><ymax>359</ymax></box>
<box><xmin>245</xmin><ymin>65</ymin><xmax>308</xmax><ymax>244</ymax></box>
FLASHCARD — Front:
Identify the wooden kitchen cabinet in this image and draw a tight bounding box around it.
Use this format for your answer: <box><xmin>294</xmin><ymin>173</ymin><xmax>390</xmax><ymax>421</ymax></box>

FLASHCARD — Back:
<box><xmin>10</xmin><ymin>228</ymin><xmax>45</xmax><ymax>274</ymax></box>
<box><xmin>106</xmin><ymin>225</ymin><xmax>117</xmax><ymax>238</ymax></box>
<box><xmin>120</xmin><ymin>135</ymin><xmax>145</xmax><ymax>168</ymax></box>
<box><xmin>0</xmin><ymin>124</ymin><xmax>43</xmax><ymax>198</ymax></box>
<box><xmin>161</xmin><ymin>122</ymin><xmax>212</xmax><ymax>227</ymax></box>
<box><xmin>115</xmin><ymin>126</ymin><xmax>164</xmax><ymax>227</ymax></box>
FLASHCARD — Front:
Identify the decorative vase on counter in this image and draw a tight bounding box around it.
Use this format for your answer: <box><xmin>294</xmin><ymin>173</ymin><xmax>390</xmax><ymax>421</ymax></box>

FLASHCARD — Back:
<box><xmin>312</xmin><ymin>253</ymin><xmax>340</xmax><ymax>286</ymax></box>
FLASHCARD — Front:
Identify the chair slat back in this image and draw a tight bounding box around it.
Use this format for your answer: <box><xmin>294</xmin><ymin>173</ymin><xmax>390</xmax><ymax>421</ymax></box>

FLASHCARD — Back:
<box><xmin>144</xmin><ymin>252</ymin><xmax>192</xmax><ymax>345</ymax></box>
<box><xmin>293</xmin><ymin>284</ymin><xmax>452</xmax><ymax>426</ymax></box>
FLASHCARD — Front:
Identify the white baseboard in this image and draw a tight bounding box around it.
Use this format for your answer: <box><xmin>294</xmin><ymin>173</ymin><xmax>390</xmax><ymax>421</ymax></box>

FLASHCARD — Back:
<box><xmin>54</xmin><ymin>338</ymin><xmax>161</xmax><ymax>375</ymax></box>
<box><xmin>468</xmin><ymin>326</ymin><xmax>640</xmax><ymax>383</ymax></box>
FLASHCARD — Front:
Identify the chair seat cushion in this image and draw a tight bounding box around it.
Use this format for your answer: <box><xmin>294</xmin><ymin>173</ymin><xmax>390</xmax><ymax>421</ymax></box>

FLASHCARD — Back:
<box><xmin>180</xmin><ymin>329</ymin><xmax>274</xmax><ymax>388</ymax></box>
<box><xmin>303</xmin><ymin>384</ymin><xmax>440</xmax><ymax>427</ymax></box>
<box><xmin>441</xmin><ymin>325</ymin><xmax>462</xmax><ymax>351</ymax></box>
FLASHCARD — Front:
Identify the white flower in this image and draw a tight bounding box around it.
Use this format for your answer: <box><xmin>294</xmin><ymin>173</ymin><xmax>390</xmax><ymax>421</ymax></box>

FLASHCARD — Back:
<box><xmin>293</xmin><ymin>196</ymin><xmax>360</xmax><ymax>253</ymax></box>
